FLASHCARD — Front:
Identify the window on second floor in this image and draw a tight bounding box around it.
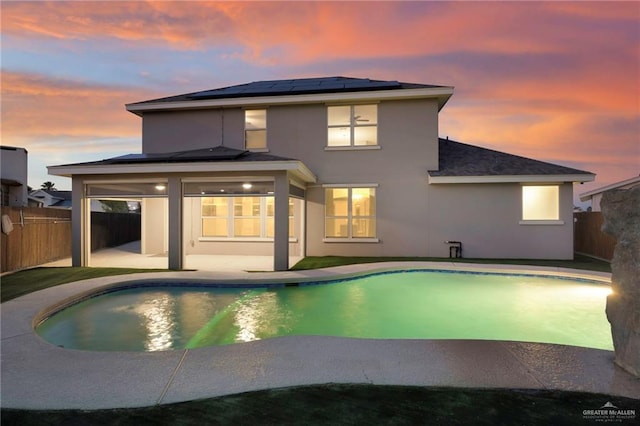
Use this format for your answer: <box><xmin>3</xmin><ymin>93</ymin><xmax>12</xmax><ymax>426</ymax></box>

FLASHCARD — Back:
<box><xmin>245</xmin><ymin>109</ymin><xmax>267</xmax><ymax>150</ymax></box>
<box><xmin>327</xmin><ymin>105</ymin><xmax>377</xmax><ymax>147</ymax></box>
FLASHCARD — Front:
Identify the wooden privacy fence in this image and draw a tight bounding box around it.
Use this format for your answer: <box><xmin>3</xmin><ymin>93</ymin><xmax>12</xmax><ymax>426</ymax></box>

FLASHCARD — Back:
<box><xmin>1</xmin><ymin>207</ymin><xmax>72</xmax><ymax>273</ymax></box>
<box><xmin>574</xmin><ymin>212</ymin><xmax>616</xmax><ymax>262</ymax></box>
<box><xmin>91</xmin><ymin>212</ymin><xmax>141</xmax><ymax>252</ymax></box>
<box><xmin>1</xmin><ymin>207</ymin><xmax>142</xmax><ymax>273</ymax></box>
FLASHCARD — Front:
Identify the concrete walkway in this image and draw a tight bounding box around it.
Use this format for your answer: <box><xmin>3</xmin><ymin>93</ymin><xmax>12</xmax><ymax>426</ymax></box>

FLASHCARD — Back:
<box><xmin>1</xmin><ymin>263</ymin><xmax>639</xmax><ymax>409</ymax></box>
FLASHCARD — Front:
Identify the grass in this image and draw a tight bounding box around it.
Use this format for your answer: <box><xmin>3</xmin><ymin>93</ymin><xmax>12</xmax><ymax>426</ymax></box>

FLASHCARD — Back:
<box><xmin>291</xmin><ymin>254</ymin><xmax>611</xmax><ymax>273</ymax></box>
<box><xmin>2</xmin><ymin>384</ymin><xmax>638</xmax><ymax>426</ymax></box>
<box><xmin>0</xmin><ymin>267</ymin><xmax>167</xmax><ymax>303</ymax></box>
<box><xmin>1</xmin><ymin>255</ymin><xmax>610</xmax><ymax>303</ymax></box>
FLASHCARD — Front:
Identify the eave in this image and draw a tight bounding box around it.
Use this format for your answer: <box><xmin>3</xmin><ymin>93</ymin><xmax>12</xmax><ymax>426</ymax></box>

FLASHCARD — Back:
<box><xmin>126</xmin><ymin>86</ymin><xmax>454</xmax><ymax>116</ymax></box>
<box><xmin>579</xmin><ymin>175</ymin><xmax>640</xmax><ymax>201</ymax></box>
<box><xmin>427</xmin><ymin>174</ymin><xmax>596</xmax><ymax>184</ymax></box>
<box><xmin>48</xmin><ymin>160</ymin><xmax>318</xmax><ymax>184</ymax></box>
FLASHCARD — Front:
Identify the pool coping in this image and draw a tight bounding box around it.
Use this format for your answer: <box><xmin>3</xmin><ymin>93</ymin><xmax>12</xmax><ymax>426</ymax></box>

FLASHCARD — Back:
<box><xmin>1</xmin><ymin>262</ymin><xmax>639</xmax><ymax>409</ymax></box>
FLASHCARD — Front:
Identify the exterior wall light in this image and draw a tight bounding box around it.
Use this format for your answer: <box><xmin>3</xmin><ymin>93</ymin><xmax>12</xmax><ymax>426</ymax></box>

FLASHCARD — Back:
<box><xmin>155</xmin><ymin>184</ymin><xmax>166</xmax><ymax>191</ymax></box>
<box><xmin>242</xmin><ymin>183</ymin><xmax>252</xmax><ymax>189</ymax></box>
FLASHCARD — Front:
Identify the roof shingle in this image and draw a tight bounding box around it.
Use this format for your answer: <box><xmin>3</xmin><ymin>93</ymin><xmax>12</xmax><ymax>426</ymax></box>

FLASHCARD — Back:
<box><xmin>429</xmin><ymin>138</ymin><xmax>593</xmax><ymax>177</ymax></box>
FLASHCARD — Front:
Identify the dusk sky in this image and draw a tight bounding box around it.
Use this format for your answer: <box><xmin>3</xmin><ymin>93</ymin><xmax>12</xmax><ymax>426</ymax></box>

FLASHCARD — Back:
<box><xmin>2</xmin><ymin>1</ymin><xmax>638</xmax><ymax>205</ymax></box>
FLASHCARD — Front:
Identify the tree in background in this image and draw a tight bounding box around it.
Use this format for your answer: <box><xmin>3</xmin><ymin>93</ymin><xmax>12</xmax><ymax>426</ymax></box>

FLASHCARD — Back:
<box><xmin>41</xmin><ymin>181</ymin><xmax>56</xmax><ymax>191</ymax></box>
<box><xmin>99</xmin><ymin>200</ymin><xmax>131</xmax><ymax>213</ymax></box>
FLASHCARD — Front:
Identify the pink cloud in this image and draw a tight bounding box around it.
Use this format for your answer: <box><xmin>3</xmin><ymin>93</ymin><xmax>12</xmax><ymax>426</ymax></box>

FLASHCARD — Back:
<box><xmin>1</xmin><ymin>71</ymin><xmax>157</xmax><ymax>146</ymax></box>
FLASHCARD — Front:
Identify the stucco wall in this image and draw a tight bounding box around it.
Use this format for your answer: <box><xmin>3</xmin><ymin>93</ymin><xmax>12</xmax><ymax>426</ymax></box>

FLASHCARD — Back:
<box><xmin>293</xmin><ymin>99</ymin><xmax>440</xmax><ymax>257</ymax></box>
<box><xmin>141</xmin><ymin>198</ymin><xmax>167</xmax><ymax>255</ymax></box>
<box><xmin>138</xmin><ymin>98</ymin><xmax>575</xmax><ymax>260</ymax></box>
<box><xmin>142</xmin><ymin>109</ymin><xmax>244</xmax><ymax>153</ymax></box>
<box><xmin>424</xmin><ymin>182</ymin><xmax>575</xmax><ymax>259</ymax></box>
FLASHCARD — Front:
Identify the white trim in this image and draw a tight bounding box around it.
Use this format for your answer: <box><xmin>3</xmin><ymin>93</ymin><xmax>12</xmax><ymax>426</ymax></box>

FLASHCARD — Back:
<box><xmin>181</xmin><ymin>176</ymin><xmax>274</xmax><ymax>183</ymax></box>
<box><xmin>322</xmin><ymin>238</ymin><xmax>380</xmax><ymax>243</ymax></box>
<box><xmin>247</xmin><ymin>148</ymin><xmax>270</xmax><ymax>153</ymax></box>
<box><xmin>579</xmin><ymin>175</ymin><xmax>640</xmax><ymax>201</ymax></box>
<box><xmin>49</xmin><ymin>160</ymin><xmax>317</xmax><ymax>183</ymax></box>
<box><xmin>322</xmin><ymin>183</ymin><xmax>379</xmax><ymax>188</ymax></box>
<box><xmin>519</xmin><ymin>220</ymin><xmax>565</xmax><ymax>226</ymax></box>
<box><xmin>126</xmin><ymin>87</ymin><xmax>454</xmax><ymax>115</ymax></box>
<box><xmin>198</xmin><ymin>237</ymin><xmax>298</xmax><ymax>243</ymax></box>
<box><xmin>428</xmin><ymin>174</ymin><xmax>595</xmax><ymax>184</ymax></box>
<box><xmin>324</xmin><ymin>146</ymin><xmax>381</xmax><ymax>151</ymax></box>
<box><xmin>84</xmin><ymin>178</ymin><xmax>167</xmax><ymax>184</ymax></box>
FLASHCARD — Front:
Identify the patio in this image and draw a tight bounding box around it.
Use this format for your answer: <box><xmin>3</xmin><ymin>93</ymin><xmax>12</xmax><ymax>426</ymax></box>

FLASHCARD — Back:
<box><xmin>43</xmin><ymin>240</ymin><xmax>303</xmax><ymax>272</ymax></box>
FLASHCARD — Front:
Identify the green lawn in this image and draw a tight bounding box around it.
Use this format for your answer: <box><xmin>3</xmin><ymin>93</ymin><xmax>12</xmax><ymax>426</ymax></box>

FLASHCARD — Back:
<box><xmin>0</xmin><ymin>267</ymin><xmax>167</xmax><ymax>303</ymax></box>
<box><xmin>1</xmin><ymin>255</ymin><xmax>610</xmax><ymax>303</ymax></box>
<box><xmin>2</xmin><ymin>384</ymin><xmax>637</xmax><ymax>426</ymax></box>
<box><xmin>291</xmin><ymin>254</ymin><xmax>611</xmax><ymax>273</ymax></box>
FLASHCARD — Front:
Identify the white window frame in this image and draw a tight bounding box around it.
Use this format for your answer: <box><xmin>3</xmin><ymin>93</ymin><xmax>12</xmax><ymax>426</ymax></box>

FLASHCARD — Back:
<box><xmin>323</xmin><ymin>184</ymin><xmax>379</xmax><ymax>242</ymax></box>
<box><xmin>326</xmin><ymin>104</ymin><xmax>380</xmax><ymax>151</ymax></box>
<box><xmin>519</xmin><ymin>185</ymin><xmax>564</xmax><ymax>225</ymax></box>
<box><xmin>244</xmin><ymin>109</ymin><xmax>268</xmax><ymax>152</ymax></box>
<box><xmin>200</xmin><ymin>196</ymin><xmax>296</xmax><ymax>241</ymax></box>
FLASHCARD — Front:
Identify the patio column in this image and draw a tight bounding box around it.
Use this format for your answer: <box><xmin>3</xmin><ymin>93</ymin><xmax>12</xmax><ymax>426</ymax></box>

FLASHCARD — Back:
<box><xmin>167</xmin><ymin>176</ymin><xmax>183</xmax><ymax>270</ymax></box>
<box><xmin>71</xmin><ymin>177</ymin><xmax>89</xmax><ymax>267</ymax></box>
<box><xmin>273</xmin><ymin>171</ymin><xmax>289</xmax><ymax>271</ymax></box>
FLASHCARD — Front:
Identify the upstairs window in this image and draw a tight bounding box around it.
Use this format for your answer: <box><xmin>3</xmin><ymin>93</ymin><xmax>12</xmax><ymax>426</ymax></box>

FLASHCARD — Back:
<box><xmin>327</xmin><ymin>105</ymin><xmax>377</xmax><ymax>147</ymax></box>
<box><xmin>245</xmin><ymin>109</ymin><xmax>267</xmax><ymax>150</ymax></box>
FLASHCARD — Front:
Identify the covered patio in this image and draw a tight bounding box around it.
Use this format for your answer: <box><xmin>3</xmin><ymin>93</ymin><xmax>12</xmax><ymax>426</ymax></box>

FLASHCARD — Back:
<box><xmin>48</xmin><ymin>147</ymin><xmax>316</xmax><ymax>271</ymax></box>
<box><xmin>43</xmin><ymin>241</ymin><xmax>303</xmax><ymax>272</ymax></box>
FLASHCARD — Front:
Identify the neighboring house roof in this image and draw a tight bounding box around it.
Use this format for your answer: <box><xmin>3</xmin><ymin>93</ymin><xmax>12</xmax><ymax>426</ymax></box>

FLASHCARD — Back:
<box><xmin>29</xmin><ymin>189</ymin><xmax>72</xmax><ymax>207</ymax></box>
<box><xmin>47</xmin><ymin>190</ymin><xmax>72</xmax><ymax>208</ymax></box>
<box><xmin>579</xmin><ymin>175</ymin><xmax>640</xmax><ymax>202</ymax></box>
<box><xmin>126</xmin><ymin>76</ymin><xmax>454</xmax><ymax>114</ymax></box>
<box><xmin>428</xmin><ymin>138</ymin><xmax>595</xmax><ymax>183</ymax></box>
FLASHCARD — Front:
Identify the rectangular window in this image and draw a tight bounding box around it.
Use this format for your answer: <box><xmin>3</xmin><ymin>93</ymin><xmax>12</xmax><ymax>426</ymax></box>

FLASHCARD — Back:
<box><xmin>202</xmin><ymin>197</ymin><xmax>229</xmax><ymax>237</ymax></box>
<box><xmin>233</xmin><ymin>197</ymin><xmax>261</xmax><ymax>237</ymax></box>
<box><xmin>265</xmin><ymin>198</ymin><xmax>295</xmax><ymax>238</ymax></box>
<box><xmin>327</xmin><ymin>105</ymin><xmax>377</xmax><ymax>147</ymax></box>
<box><xmin>245</xmin><ymin>109</ymin><xmax>267</xmax><ymax>150</ymax></box>
<box><xmin>521</xmin><ymin>185</ymin><xmax>562</xmax><ymax>223</ymax></box>
<box><xmin>201</xmin><ymin>196</ymin><xmax>296</xmax><ymax>238</ymax></box>
<box><xmin>325</xmin><ymin>187</ymin><xmax>376</xmax><ymax>239</ymax></box>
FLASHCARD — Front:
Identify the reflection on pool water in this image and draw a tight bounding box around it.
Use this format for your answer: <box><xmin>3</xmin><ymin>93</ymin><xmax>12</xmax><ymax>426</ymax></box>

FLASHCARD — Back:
<box><xmin>36</xmin><ymin>271</ymin><xmax>613</xmax><ymax>352</ymax></box>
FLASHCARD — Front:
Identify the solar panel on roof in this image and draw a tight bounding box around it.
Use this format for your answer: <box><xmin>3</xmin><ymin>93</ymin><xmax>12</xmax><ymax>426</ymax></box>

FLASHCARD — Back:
<box><xmin>187</xmin><ymin>77</ymin><xmax>405</xmax><ymax>100</ymax></box>
<box><xmin>105</xmin><ymin>147</ymin><xmax>248</xmax><ymax>164</ymax></box>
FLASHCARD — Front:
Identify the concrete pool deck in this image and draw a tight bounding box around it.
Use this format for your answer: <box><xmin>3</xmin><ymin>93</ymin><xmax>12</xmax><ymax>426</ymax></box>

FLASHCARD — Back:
<box><xmin>1</xmin><ymin>262</ymin><xmax>639</xmax><ymax>409</ymax></box>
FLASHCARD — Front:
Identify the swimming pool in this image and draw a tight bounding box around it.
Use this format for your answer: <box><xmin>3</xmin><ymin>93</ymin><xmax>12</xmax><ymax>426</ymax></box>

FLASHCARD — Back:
<box><xmin>35</xmin><ymin>270</ymin><xmax>613</xmax><ymax>352</ymax></box>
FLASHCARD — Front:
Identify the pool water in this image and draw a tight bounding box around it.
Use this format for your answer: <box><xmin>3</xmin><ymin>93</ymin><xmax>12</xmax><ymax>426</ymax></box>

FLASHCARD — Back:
<box><xmin>36</xmin><ymin>271</ymin><xmax>613</xmax><ymax>352</ymax></box>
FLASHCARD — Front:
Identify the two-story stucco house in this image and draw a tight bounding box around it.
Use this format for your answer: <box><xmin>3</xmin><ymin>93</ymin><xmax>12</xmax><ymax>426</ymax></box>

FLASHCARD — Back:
<box><xmin>49</xmin><ymin>77</ymin><xmax>595</xmax><ymax>270</ymax></box>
